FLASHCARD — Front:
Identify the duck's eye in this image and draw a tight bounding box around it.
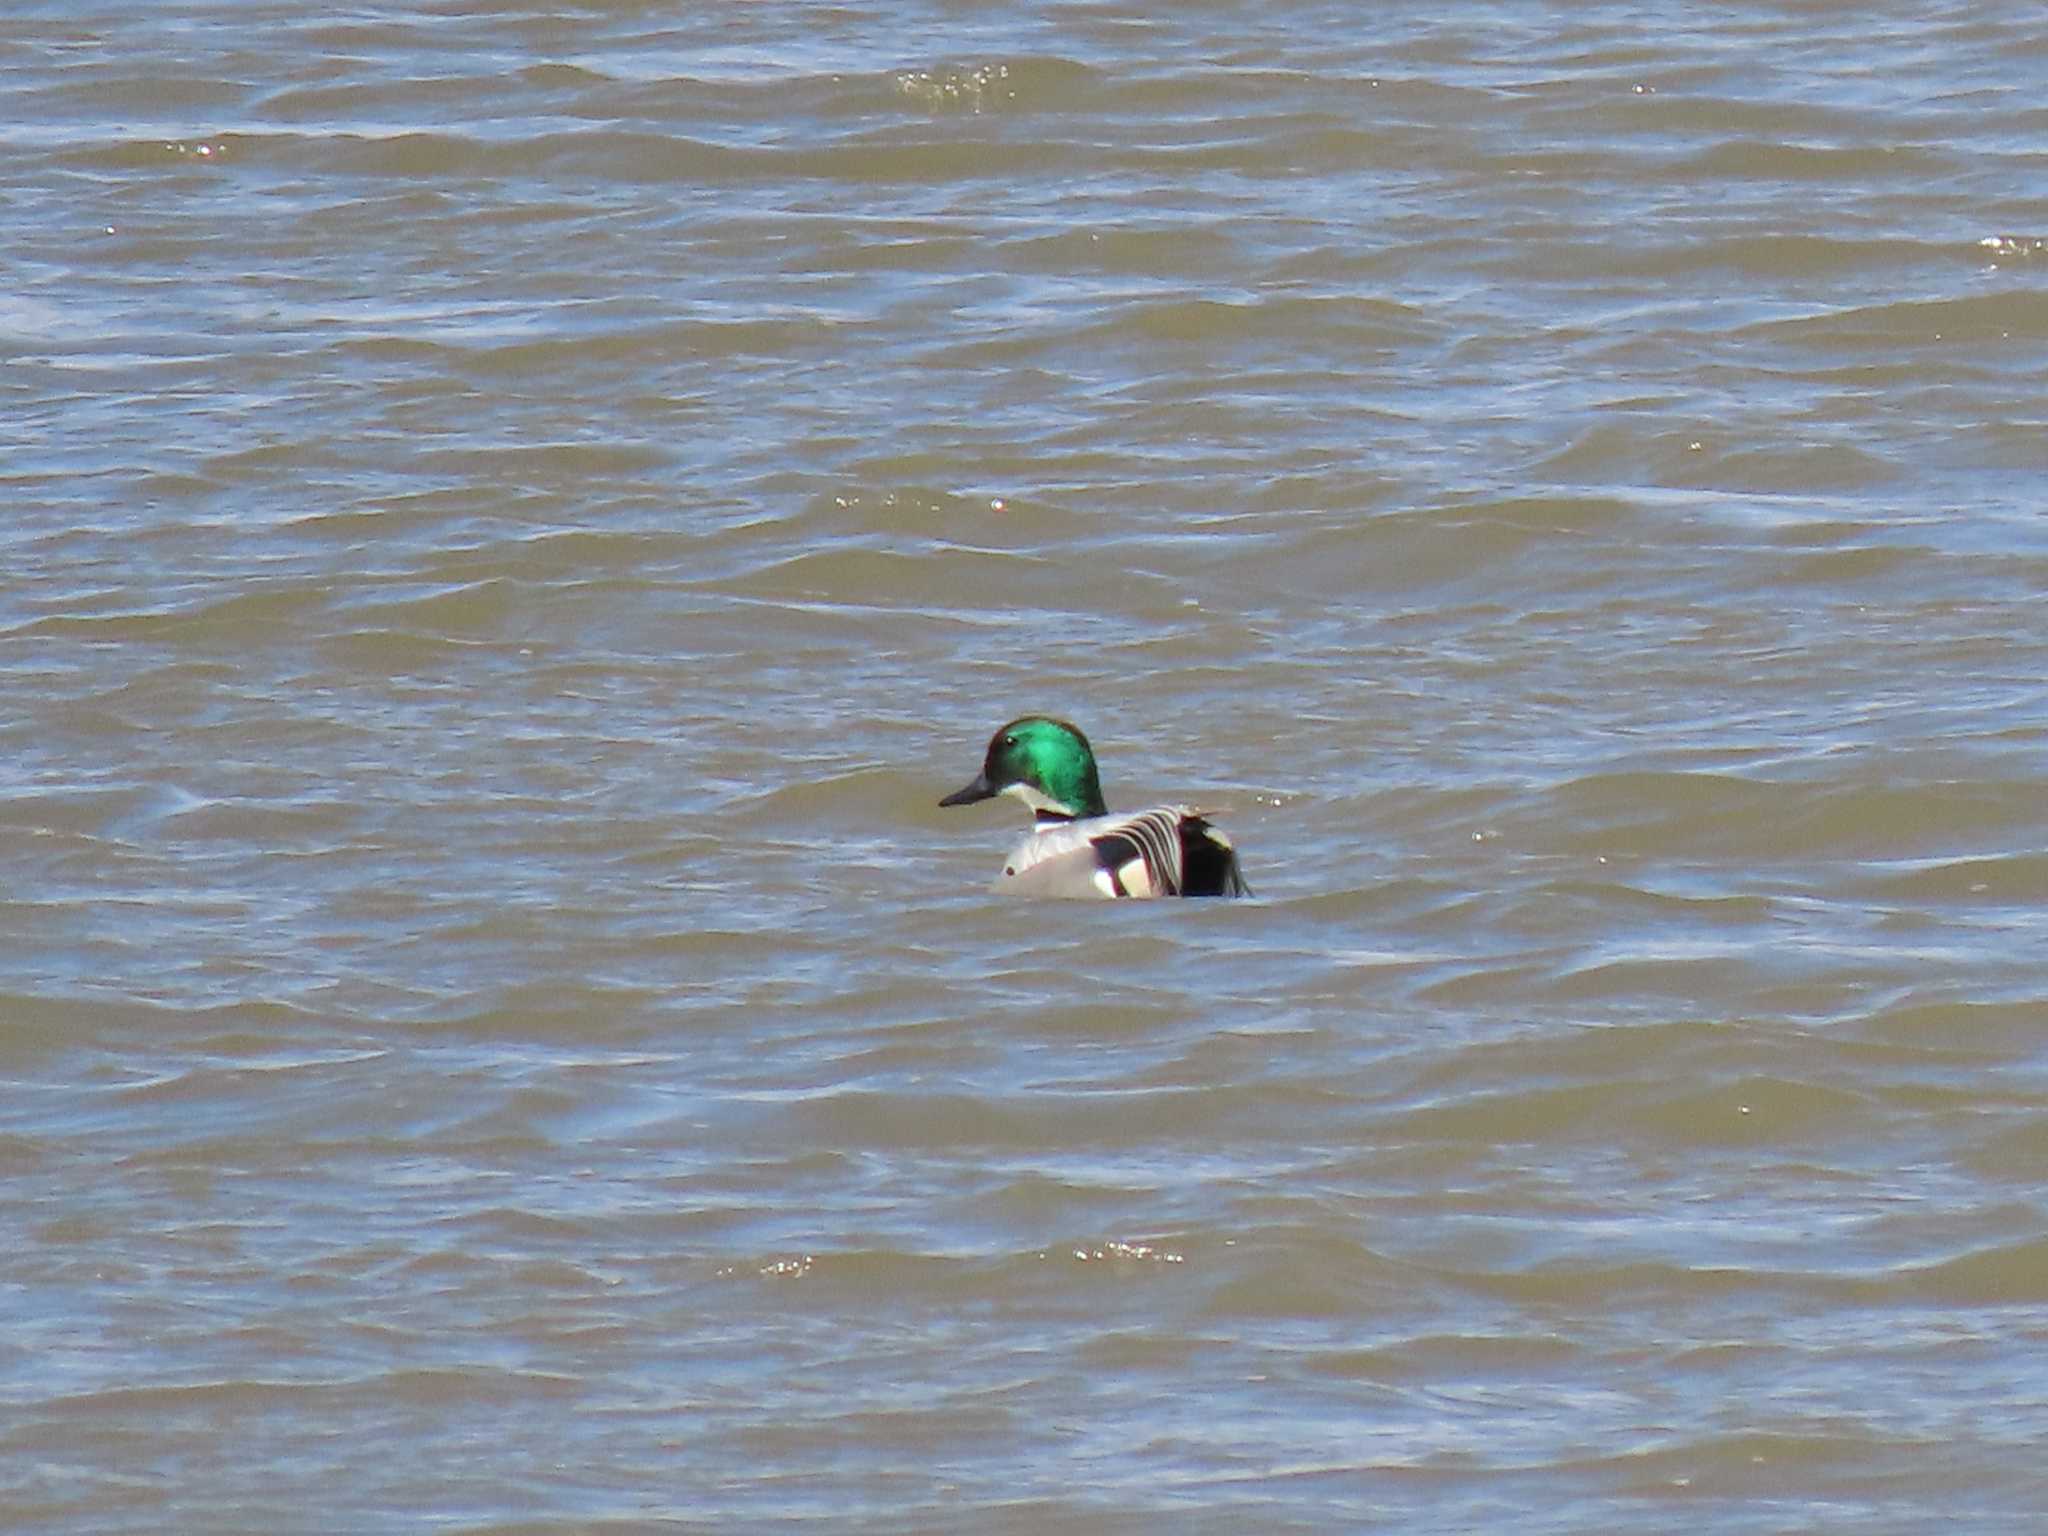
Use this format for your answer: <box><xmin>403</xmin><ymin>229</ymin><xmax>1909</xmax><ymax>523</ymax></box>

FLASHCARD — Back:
<box><xmin>1001</xmin><ymin>735</ymin><xmax>1017</xmax><ymax>748</ymax></box>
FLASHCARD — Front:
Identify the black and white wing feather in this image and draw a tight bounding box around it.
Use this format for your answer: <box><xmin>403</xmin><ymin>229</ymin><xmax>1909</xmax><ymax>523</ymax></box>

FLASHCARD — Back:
<box><xmin>1089</xmin><ymin>807</ymin><xmax>1252</xmax><ymax>898</ymax></box>
<box><xmin>998</xmin><ymin>805</ymin><xmax>1251</xmax><ymax>899</ymax></box>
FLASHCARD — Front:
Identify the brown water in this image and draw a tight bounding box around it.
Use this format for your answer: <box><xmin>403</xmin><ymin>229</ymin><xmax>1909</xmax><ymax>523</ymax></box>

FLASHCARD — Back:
<box><xmin>4</xmin><ymin>3</ymin><xmax>2047</xmax><ymax>1531</ymax></box>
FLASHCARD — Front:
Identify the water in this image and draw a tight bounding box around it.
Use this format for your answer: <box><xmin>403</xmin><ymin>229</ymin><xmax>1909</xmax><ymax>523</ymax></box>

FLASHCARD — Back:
<box><xmin>4</xmin><ymin>3</ymin><xmax>2047</xmax><ymax>1530</ymax></box>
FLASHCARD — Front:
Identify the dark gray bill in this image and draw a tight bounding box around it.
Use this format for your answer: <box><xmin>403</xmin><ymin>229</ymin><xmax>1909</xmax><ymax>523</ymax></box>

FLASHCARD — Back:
<box><xmin>938</xmin><ymin>773</ymin><xmax>995</xmax><ymax>807</ymax></box>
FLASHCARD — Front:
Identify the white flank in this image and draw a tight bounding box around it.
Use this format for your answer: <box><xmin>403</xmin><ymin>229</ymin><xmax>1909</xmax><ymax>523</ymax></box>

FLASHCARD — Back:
<box><xmin>994</xmin><ymin>806</ymin><xmax>1208</xmax><ymax>899</ymax></box>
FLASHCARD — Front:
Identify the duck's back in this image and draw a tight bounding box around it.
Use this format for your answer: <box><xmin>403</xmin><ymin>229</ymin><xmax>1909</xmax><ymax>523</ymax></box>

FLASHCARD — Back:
<box><xmin>1000</xmin><ymin>807</ymin><xmax>1251</xmax><ymax>899</ymax></box>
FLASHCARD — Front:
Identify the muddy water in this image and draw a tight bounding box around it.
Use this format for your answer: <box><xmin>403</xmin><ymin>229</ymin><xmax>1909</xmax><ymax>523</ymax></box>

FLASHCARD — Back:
<box><xmin>4</xmin><ymin>4</ymin><xmax>2047</xmax><ymax>1530</ymax></box>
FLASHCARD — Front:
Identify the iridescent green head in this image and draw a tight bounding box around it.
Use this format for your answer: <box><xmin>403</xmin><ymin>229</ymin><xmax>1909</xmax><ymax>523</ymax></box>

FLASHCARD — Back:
<box><xmin>939</xmin><ymin>716</ymin><xmax>1108</xmax><ymax>821</ymax></box>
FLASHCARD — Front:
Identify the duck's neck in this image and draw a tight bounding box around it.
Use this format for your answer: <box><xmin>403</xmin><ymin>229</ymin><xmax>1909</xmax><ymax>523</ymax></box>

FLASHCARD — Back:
<box><xmin>1004</xmin><ymin>781</ymin><xmax>1103</xmax><ymax>822</ymax></box>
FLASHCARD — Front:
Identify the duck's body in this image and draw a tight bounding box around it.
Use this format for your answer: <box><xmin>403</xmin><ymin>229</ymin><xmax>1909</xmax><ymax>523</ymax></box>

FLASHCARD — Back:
<box><xmin>940</xmin><ymin>716</ymin><xmax>1252</xmax><ymax>899</ymax></box>
<box><xmin>990</xmin><ymin>803</ymin><xmax>1253</xmax><ymax>898</ymax></box>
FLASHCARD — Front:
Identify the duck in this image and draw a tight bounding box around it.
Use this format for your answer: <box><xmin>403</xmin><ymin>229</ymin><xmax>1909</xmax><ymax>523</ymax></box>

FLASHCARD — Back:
<box><xmin>939</xmin><ymin>716</ymin><xmax>1253</xmax><ymax>898</ymax></box>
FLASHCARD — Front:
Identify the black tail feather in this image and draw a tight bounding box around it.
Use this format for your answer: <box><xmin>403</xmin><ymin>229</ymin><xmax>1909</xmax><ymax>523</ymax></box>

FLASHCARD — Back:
<box><xmin>1179</xmin><ymin>818</ymin><xmax>1251</xmax><ymax>898</ymax></box>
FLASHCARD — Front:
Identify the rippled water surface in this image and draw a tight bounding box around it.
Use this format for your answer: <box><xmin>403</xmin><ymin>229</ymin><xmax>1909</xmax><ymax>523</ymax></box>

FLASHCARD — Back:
<box><xmin>5</xmin><ymin>3</ymin><xmax>2048</xmax><ymax>1530</ymax></box>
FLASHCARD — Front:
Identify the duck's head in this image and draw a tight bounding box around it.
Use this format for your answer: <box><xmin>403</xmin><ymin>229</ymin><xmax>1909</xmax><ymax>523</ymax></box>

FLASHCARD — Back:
<box><xmin>939</xmin><ymin>716</ymin><xmax>1108</xmax><ymax>822</ymax></box>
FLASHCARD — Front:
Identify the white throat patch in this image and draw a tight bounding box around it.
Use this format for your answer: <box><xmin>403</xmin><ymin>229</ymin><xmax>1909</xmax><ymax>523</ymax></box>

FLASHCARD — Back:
<box><xmin>1000</xmin><ymin>781</ymin><xmax>1075</xmax><ymax>818</ymax></box>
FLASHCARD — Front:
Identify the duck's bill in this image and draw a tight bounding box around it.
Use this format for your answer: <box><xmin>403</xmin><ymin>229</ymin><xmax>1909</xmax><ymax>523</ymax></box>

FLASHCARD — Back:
<box><xmin>938</xmin><ymin>773</ymin><xmax>996</xmax><ymax>807</ymax></box>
